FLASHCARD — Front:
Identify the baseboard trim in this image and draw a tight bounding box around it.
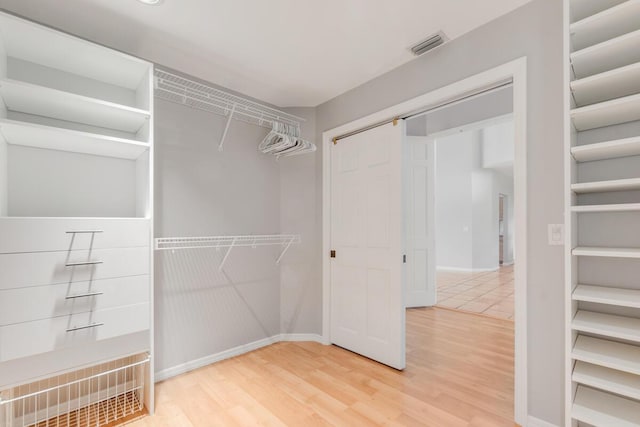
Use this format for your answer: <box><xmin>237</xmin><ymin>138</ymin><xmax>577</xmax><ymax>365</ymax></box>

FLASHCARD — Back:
<box><xmin>527</xmin><ymin>415</ymin><xmax>559</xmax><ymax>427</ymax></box>
<box><xmin>436</xmin><ymin>266</ymin><xmax>498</xmax><ymax>273</ymax></box>
<box><xmin>155</xmin><ymin>333</ymin><xmax>326</xmax><ymax>382</ymax></box>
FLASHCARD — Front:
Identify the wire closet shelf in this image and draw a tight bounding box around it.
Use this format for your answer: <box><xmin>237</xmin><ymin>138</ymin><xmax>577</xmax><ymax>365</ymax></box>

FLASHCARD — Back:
<box><xmin>154</xmin><ymin>69</ymin><xmax>306</xmax><ymax>151</ymax></box>
<box><xmin>155</xmin><ymin>234</ymin><xmax>301</xmax><ymax>269</ymax></box>
<box><xmin>0</xmin><ymin>355</ymin><xmax>149</xmax><ymax>427</ymax></box>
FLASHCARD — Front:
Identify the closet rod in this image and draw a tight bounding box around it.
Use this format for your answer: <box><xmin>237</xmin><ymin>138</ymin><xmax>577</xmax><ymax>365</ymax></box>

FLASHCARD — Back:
<box><xmin>331</xmin><ymin>79</ymin><xmax>513</xmax><ymax>144</ymax></box>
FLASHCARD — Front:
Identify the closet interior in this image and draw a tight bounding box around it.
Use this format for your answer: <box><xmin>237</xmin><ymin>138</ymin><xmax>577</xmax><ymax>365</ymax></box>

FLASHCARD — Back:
<box><xmin>565</xmin><ymin>0</ymin><xmax>640</xmax><ymax>425</ymax></box>
<box><xmin>0</xmin><ymin>11</ymin><xmax>154</xmax><ymax>427</ymax></box>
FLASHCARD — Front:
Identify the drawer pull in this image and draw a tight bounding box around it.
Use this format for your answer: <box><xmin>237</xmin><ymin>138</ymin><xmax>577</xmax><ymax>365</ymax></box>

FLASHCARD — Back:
<box><xmin>65</xmin><ymin>292</ymin><xmax>104</xmax><ymax>299</ymax></box>
<box><xmin>66</xmin><ymin>230</ymin><xmax>104</xmax><ymax>234</ymax></box>
<box><xmin>66</xmin><ymin>322</ymin><xmax>104</xmax><ymax>332</ymax></box>
<box><xmin>65</xmin><ymin>260</ymin><xmax>103</xmax><ymax>267</ymax></box>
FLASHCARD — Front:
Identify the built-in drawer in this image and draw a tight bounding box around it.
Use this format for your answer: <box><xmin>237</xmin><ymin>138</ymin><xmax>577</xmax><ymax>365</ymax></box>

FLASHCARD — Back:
<box><xmin>0</xmin><ymin>275</ymin><xmax>149</xmax><ymax>326</ymax></box>
<box><xmin>0</xmin><ymin>302</ymin><xmax>150</xmax><ymax>362</ymax></box>
<box><xmin>0</xmin><ymin>247</ymin><xmax>149</xmax><ymax>290</ymax></box>
<box><xmin>0</xmin><ymin>218</ymin><xmax>150</xmax><ymax>254</ymax></box>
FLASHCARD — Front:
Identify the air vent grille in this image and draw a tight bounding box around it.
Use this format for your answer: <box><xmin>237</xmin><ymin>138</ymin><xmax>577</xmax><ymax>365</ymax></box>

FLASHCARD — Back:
<box><xmin>410</xmin><ymin>32</ymin><xmax>447</xmax><ymax>56</ymax></box>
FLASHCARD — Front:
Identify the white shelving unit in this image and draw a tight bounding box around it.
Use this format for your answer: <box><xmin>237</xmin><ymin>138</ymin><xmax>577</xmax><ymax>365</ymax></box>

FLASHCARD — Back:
<box><xmin>0</xmin><ymin>10</ymin><xmax>155</xmax><ymax>425</ymax></box>
<box><xmin>566</xmin><ymin>0</ymin><xmax>640</xmax><ymax>424</ymax></box>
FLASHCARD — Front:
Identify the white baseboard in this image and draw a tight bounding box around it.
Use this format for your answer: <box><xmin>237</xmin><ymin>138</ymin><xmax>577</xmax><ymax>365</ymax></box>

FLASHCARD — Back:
<box><xmin>155</xmin><ymin>333</ymin><xmax>326</xmax><ymax>382</ymax></box>
<box><xmin>436</xmin><ymin>266</ymin><xmax>498</xmax><ymax>273</ymax></box>
<box><xmin>527</xmin><ymin>415</ymin><xmax>559</xmax><ymax>427</ymax></box>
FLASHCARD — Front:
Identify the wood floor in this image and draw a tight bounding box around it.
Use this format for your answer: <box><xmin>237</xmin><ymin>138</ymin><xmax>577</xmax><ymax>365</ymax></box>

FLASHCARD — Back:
<box><xmin>130</xmin><ymin>308</ymin><xmax>514</xmax><ymax>426</ymax></box>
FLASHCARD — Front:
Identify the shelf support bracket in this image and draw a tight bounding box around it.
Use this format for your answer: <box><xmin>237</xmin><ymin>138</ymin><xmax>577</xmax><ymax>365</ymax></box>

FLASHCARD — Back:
<box><xmin>276</xmin><ymin>236</ymin><xmax>296</xmax><ymax>265</ymax></box>
<box><xmin>218</xmin><ymin>104</ymin><xmax>237</xmax><ymax>152</ymax></box>
<box><xmin>219</xmin><ymin>237</ymin><xmax>237</xmax><ymax>271</ymax></box>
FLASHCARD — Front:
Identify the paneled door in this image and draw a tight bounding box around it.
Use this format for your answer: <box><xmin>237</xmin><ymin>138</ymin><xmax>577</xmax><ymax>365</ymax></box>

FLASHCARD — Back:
<box><xmin>404</xmin><ymin>136</ymin><xmax>436</xmax><ymax>308</ymax></box>
<box><xmin>330</xmin><ymin>121</ymin><xmax>405</xmax><ymax>370</ymax></box>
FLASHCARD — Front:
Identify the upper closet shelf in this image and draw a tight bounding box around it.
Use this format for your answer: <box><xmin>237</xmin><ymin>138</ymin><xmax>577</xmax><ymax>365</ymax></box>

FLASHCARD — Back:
<box><xmin>570</xmin><ymin>0</ymin><xmax>627</xmax><ymax>23</ymax></box>
<box><xmin>573</xmin><ymin>284</ymin><xmax>640</xmax><ymax>308</ymax></box>
<box><xmin>154</xmin><ymin>69</ymin><xmax>303</xmax><ymax>131</ymax></box>
<box><xmin>572</xmin><ymin>247</ymin><xmax>640</xmax><ymax>258</ymax></box>
<box><xmin>0</xmin><ymin>79</ymin><xmax>150</xmax><ymax>133</ymax></box>
<box><xmin>571</xmin><ymin>62</ymin><xmax>640</xmax><ymax>107</ymax></box>
<box><xmin>571</xmin><ymin>203</ymin><xmax>640</xmax><ymax>212</ymax></box>
<box><xmin>573</xmin><ymin>361</ymin><xmax>640</xmax><ymax>402</ymax></box>
<box><xmin>571</xmin><ymin>178</ymin><xmax>640</xmax><ymax>193</ymax></box>
<box><xmin>0</xmin><ymin>119</ymin><xmax>148</xmax><ymax>159</ymax></box>
<box><xmin>573</xmin><ymin>335</ymin><xmax>640</xmax><ymax>376</ymax></box>
<box><xmin>571</xmin><ymin>29</ymin><xmax>640</xmax><ymax>79</ymax></box>
<box><xmin>571</xmin><ymin>93</ymin><xmax>640</xmax><ymax>131</ymax></box>
<box><xmin>570</xmin><ymin>0</ymin><xmax>640</xmax><ymax>51</ymax></box>
<box><xmin>0</xmin><ymin>13</ymin><xmax>150</xmax><ymax>90</ymax></box>
<box><xmin>571</xmin><ymin>136</ymin><xmax>640</xmax><ymax>162</ymax></box>
<box><xmin>573</xmin><ymin>385</ymin><xmax>640</xmax><ymax>427</ymax></box>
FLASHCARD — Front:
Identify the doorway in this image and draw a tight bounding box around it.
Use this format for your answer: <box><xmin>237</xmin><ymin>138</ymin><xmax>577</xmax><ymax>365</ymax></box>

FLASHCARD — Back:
<box><xmin>322</xmin><ymin>58</ymin><xmax>528</xmax><ymax>425</ymax></box>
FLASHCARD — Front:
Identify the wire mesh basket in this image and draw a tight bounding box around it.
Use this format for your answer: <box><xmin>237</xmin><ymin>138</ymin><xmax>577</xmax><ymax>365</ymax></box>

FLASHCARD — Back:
<box><xmin>0</xmin><ymin>354</ymin><xmax>149</xmax><ymax>427</ymax></box>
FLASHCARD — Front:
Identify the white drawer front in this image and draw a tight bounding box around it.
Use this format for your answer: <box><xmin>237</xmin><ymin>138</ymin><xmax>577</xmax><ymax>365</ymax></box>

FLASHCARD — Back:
<box><xmin>0</xmin><ymin>302</ymin><xmax>149</xmax><ymax>362</ymax></box>
<box><xmin>0</xmin><ymin>275</ymin><xmax>149</xmax><ymax>326</ymax></box>
<box><xmin>0</xmin><ymin>218</ymin><xmax>150</xmax><ymax>254</ymax></box>
<box><xmin>0</xmin><ymin>247</ymin><xmax>149</xmax><ymax>290</ymax></box>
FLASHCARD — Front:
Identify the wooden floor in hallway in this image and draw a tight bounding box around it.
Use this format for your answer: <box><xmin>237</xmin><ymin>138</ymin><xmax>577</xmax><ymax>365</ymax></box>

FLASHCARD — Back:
<box><xmin>131</xmin><ymin>308</ymin><xmax>514</xmax><ymax>426</ymax></box>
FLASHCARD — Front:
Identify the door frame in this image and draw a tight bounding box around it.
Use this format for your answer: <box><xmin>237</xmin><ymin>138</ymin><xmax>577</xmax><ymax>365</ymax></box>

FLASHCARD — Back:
<box><xmin>322</xmin><ymin>57</ymin><xmax>528</xmax><ymax>425</ymax></box>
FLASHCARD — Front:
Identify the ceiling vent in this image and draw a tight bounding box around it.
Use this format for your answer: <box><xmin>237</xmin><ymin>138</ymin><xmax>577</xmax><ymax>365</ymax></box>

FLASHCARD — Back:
<box><xmin>410</xmin><ymin>32</ymin><xmax>448</xmax><ymax>56</ymax></box>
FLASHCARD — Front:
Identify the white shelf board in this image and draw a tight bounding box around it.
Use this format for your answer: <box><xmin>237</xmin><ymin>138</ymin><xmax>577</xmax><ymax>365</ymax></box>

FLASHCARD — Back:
<box><xmin>573</xmin><ymin>385</ymin><xmax>640</xmax><ymax>426</ymax></box>
<box><xmin>0</xmin><ymin>79</ymin><xmax>150</xmax><ymax>134</ymax></box>
<box><xmin>573</xmin><ymin>335</ymin><xmax>640</xmax><ymax>375</ymax></box>
<box><xmin>571</xmin><ymin>93</ymin><xmax>640</xmax><ymax>131</ymax></box>
<box><xmin>571</xmin><ymin>62</ymin><xmax>640</xmax><ymax>106</ymax></box>
<box><xmin>573</xmin><ymin>284</ymin><xmax>640</xmax><ymax>308</ymax></box>
<box><xmin>570</xmin><ymin>0</ymin><xmax>628</xmax><ymax>23</ymax></box>
<box><xmin>573</xmin><ymin>247</ymin><xmax>640</xmax><ymax>258</ymax></box>
<box><xmin>573</xmin><ymin>361</ymin><xmax>640</xmax><ymax>401</ymax></box>
<box><xmin>0</xmin><ymin>119</ymin><xmax>149</xmax><ymax>160</ymax></box>
<box><xmin>571</xmin><ymin>178</ymin><xmax>640</xmax><ymax>193</ymax></box>
<box><xmin>571</xmin><ymin>136</ymin><xmax>640</xmax><ymax>162</ymax></box>
<box><xmin>570</xmin><ymin>1</ymin><xmax>640</xmax><ymax>51</ymax></box>
<box><xmin>572</xmin><ymin>203</ymin><xmax>640</xmax><ymax>212</ymax></box>
<box><xmin>571</xmin><ymin>29</ymin><xmax>640</xmax><ymax>79</ymax></box>
<box><xmin>0</xmin><ymin>12</ymin><xmax>150</xmax><ymax>90</ymax></box>
<box><xmin>573</xmin><ymin>310</ymin><xmax>640</xmax><ymax>342</ymax></box>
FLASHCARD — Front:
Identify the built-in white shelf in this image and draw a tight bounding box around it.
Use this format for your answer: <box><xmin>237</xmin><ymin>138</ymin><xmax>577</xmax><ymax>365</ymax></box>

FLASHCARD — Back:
<box><xmin>573</xmin><ymin>310</ymin><xmax>640</xmax><ymax>342</ymax></box>
<box><xmin>0</xmin><ymin>13</ymin><xmax>149</xmax><ymax>90</ymax></box>
<box><xmin>572</xmin><ymin>246</ymin><xmax>640</xmax><ymax>258</ymax></box>
<box><xmin>0</xmin><ymin>79</ymin><xmax>150</xmax><ymax>134</ymax></box>
<box><xmin>571</xmin><ymin>136</ymin><xmax>640</xmax><ymax>162</ymax></box>
<box><xmin>573</xmin><ymin>385</ymin><xmax>640</xmax><ymax>426</ymax></box>
<box><xmin>571</xmin><ymin>62</ymin><xmax>640</xmax><ymax>107</ymax></box>
<box><xmin>571</xmin><ymin>93</ymin><xmax>640</xmax><ymax>131</ymax></box>
<box><xmin>570</xmin><ymin>0</ymin><xmax>628</xmax><ymax>23</ymax></box>
<box><xmin>573</xmin><ymin>284</ymin><xmax>640</xmax><ymax>308</ymax></box>
<box><xmin>571</xmin><ymin>29</ymin><xmax>640</xmax><ymax>79</ymax></box>
<box><xmin>573</xmin><ymin>361</ymin><xmax>640</xmax><ymax>401</ymax></box>
<box><xmin>570</xmin><ymin>1</ymin><xmax>640</xmax><ymax>51</ymax></box>
<box><xmin>573</xmin><ymin>335</ymin><xmax>640</xmax><ymax>375</ymax></box>
<box><xmin>571</xmin><ymin>178</ymin><xmax>640</xmax><ymax>193</ymax></box>
<box><xmin>572</xmin><ymin>203</ymin><xmax>640</xmax><ymax>212</ymax></box>
<box><xmin>0</xmin><ymin>119</ymin><xmax>149</xmax><ymax>160</ymax></box>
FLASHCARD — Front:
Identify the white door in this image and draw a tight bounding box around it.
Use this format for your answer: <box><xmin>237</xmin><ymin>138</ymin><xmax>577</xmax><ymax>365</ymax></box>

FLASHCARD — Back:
<box><xmin>404</xmin><ymin>137</ymin><xmax>436</xmax><ymax>308</ymax></box>
<box><xmin>330</xmin><ymin>121</ymin><xmax>405</xmax><ymax>370</ymax></box>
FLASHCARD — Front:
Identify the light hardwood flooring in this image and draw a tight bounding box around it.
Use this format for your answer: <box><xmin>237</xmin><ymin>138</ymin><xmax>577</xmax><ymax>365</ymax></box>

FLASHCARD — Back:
<box><xmin>130</xmin><ymin>308</ymin><xmax>514</xmax><ymax>426</ymax></box>
<box><xmin>436</xmin><ymin>265</ymin><xmax>515</xmax><ymax>319</ymax></box>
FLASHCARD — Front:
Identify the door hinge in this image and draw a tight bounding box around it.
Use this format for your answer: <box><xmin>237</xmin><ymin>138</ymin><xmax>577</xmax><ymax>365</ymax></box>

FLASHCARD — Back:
<box><xmin>330</xmin><ymin>250</ymin><xmax>336</xmax><ymax>258</ymax></box>
<box><xmin>403</xmin><ymin>254</ymin><xmax>406</xmax><ymax>263</ymax></box>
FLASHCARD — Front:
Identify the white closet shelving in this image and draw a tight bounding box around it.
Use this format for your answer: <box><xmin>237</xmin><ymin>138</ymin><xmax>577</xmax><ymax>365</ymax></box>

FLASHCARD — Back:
<box><xmin>565</xmin><ymin>0</ymin><xmax>640</xmax><ymax>424</ymax></box>
<box><xmin>0</xmin><ymin>10</ymin><xmax>155</xmax><ymax>426</ymax></box>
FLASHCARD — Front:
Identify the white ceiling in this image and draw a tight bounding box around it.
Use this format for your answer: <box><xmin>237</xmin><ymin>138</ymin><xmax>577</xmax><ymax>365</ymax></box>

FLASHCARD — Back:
<box><xmin>0</xmin><ymin>0</ymin><xmax>533</xmax><ymax>107</ymax></box>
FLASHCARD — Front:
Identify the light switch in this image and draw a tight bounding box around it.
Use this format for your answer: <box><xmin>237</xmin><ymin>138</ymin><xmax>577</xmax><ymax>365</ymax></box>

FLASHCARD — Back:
<box><xmin>548</xmin><ymin>224</ymin><xmax>564</xmax><ymax>246</ymax></box>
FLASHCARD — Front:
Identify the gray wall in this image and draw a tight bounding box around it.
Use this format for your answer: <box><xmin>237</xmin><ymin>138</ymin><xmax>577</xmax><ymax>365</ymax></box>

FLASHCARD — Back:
<box><xmin>314</xmin><ymin>0</ymin><xmax>564</xmax><ymax>424</ymax></box>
